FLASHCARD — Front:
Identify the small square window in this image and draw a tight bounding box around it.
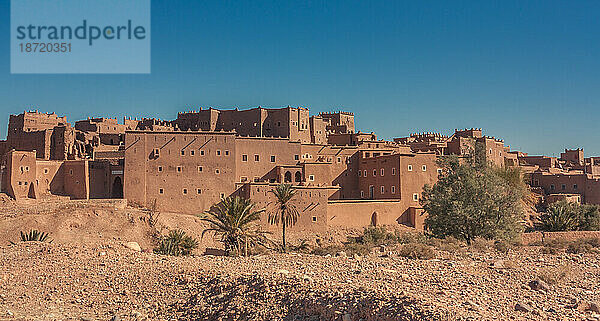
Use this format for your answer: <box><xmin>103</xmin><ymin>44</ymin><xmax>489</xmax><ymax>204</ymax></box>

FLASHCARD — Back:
<box><xmin>312</xmin><ymin>216</ymin><xmax>317</xmax><ymax>222</ymax></box>
<box><xmin>550</xmin><ymin>184</ymin><xmax>555</xmax><ymax>190</ymax></box>
<box><xmin>197</xmin><ymin>166</ymin><xmax>203</xmax><ymax>172</ymax></box>
<box><xmin>337</xmin><ymin>157</ymin><xmax>341</xmax><ymax>163</ymax></box>
<box><xmin>70</xmin><ymin>169</ymin><xmax>73</xmax><ymax>175</ymax></box>
<box><xmin>380</xmin><ymin>186</ymin><xmax>385</xmax><ymax>194</ymax></box>
<box><xmin>200</xmin><ymin>150</ymin><xmax>205</xmax><ymax>156</ymax></box>
<box><xmin>181</xmin><ymin>150</ymin><xmax>185</xmax><ymax>156</ymax></box>
<box><xmin>373</xmin><ymin>169</ymin><xmax>377</xmax><ymax>177</ymax></box>
<box><xmin>177</xmin><ymin>166</ymin><xmax>182</xmax><ymax>172</ymax></box>
<box><xmin>190</xmin><ymin>150</ymin><xmax>195</xmax><ymax>156</ymax></box>
<box><xmin>153</xmin><ymin>148</ymin><xmax>160</xmax><ymax>156</ymax></box>
<box><xmin>363</xmin><ymin>170</ymin><xmax>367</xmax><ymax>177</ymax></box>
<box><xmin>225</xmin><ymin>150</ymin><xmax>230</xmax><ymax>156</ymax></box>
<box><xmin>220</xmin><ymin>193</ymin><xmax>225</xmax><ymax>199</ymax></box>
<box><xmin>158</xmin><ymin>166</ymin><xmax>163</xmax><ymax>172</ymax></box>
<box><xmin>561</xmin><ymin>184</ymin><xmax>566</xmax><ymax>190</ymax></box>
<box><xmin>215</xmin><ymin>169</ymin><xmax>220</xmax><ymax>174</ymax></box>
<box><xmin>255</xmin><ymin>155</ymin><xmax>260</xmax><ymax>162</ymax></box>
<box><xmin>242</xmin><ymin>154</ymin><xmax>248</xmax><ymax>162</ymax></box>
<box><xmin>392</xmin><ymin>168</ymin><xmax>396</xmax><ymax>175</ymax></box>
<box><xmin>574</xmin><ymin>184</ymin><xmax>578</xmax><ymax>190</ymax></box>
<box><xmin>381</xmin><ymin>169</ymin><xmax>384</xmax><ymax>176</ymax></box>
<box><xmin>391</xmin><ymin>186</ymin><xmax>396</xmax><ymax>194</ymax></box>
<box><xmin>413</xmin><ymin>193</ymin><xmax>419</xmax><ymax>201</ymax></box>
<box><xmin>44</xmin><ymin>168</ymin><xmax>49</xmax><ymax>174</ymax></box>
<box><xmin>308</xmin><ymin>175</ymin><xmax>315</xmax><ymax>181</ymax></box>
<box><xmin>271</xmin><ymin>155</ymin><xmax>276</xmax><ymax>163</ymax></box>
<box><xmin>408</xmin><ymin>165</ymin><xmax>413</xmax><ymax>171</ymax></box>
<box><xmin>183</xmin><ymin>188</ymin><xmax>188</xmax><ymax>195</ymax></box>
<box><xmin>422</xmin><ymin>165</ymin><xmax>427</xmax><ymax>172</ymax></box>
<box><xmin>358</xmin><ymin>171</ymin><xmax>362</xmax><ymax>177</ymax></box>
<box><xmin>360</xmin><ymin>191</ymin><xmax>364</xmax><ymax>198</ymax></box>
<box><xmin>294</xmin><ymin>155</ymin><xmax>299</xmax><ymax>161</ymax></box>
<box><xmin>197</xmin><ymin>188</ymin><xmax>202</xmax><ymax>194</ymax></box>
<box><xmin>216</xmin><ymin>150</ymin><xmax>221</xmax><ymax>156</ymax></box>
<box><xmin>159</xmin><ymin>188</ymin><xmax>164</xmax><ymax>194</ymax></box>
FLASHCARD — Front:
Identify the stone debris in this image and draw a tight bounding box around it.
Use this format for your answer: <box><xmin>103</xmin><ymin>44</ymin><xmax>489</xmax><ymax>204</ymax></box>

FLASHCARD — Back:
<box><xmin>0</xmin><ymin>242</ymin><xmax>599</xmax><ymax>321</ymax></box>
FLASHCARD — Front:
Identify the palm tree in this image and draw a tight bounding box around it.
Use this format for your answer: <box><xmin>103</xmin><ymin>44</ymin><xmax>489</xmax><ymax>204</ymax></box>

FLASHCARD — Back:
<box><xmin>199</xmin><ymin>196</ymin><xmax>271</xmax><ymax>256</ymax></box>
<box><xmin>269</xmin><ymin>183</ymin><xmax>300</xmax><ymax>253</ymax></box>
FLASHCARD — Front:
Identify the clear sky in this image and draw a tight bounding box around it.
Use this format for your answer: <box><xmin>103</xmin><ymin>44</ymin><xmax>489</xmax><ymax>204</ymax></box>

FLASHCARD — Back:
<box><xmin>1</xmin><ymin>1</ymin><xmax>599</xmax><ymax>156</ymax></box>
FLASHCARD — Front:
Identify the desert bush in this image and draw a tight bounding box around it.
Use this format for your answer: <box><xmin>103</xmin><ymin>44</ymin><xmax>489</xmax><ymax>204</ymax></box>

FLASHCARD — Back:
<box><xmin>493</xmin><ymin>240</ymin><xmax>512</xmax><ymax>254</ymax></box>
<box><xmin>538</xmin><ymin>201</ymin><xmax>600</xmax><ymax>232</ymax></box>
<box><xmin>426</xmin><ymin>236</ymin><xmax>466</xmax><ymax>254</ymax></box>
<box><xmin>537</xmin><ymin>264</ymin><xmax>576</xmax><ymax>285</ymax></box>
<box><xmin>154</xmin><ymin>229</ymin><xmax>198</xmax><ymax>256</ymax></box>
<box><xmin>541</xmin><ymin>237</ymin><xmax>600</xmax><ymax>254</ymax></box>
<box><xmin>398</xmin><ymin>243</ymin><xmax>436</xmax><ymax>260</ymax></box>
<box><xmin>14</xmin><ymin>230</ymin><xmax>52</xmax><ymax>243</ymax></box>
<box><xmin>421</xmin><ymin>154</ymin><xmax>524</xmax><ymax>244</ymax></box>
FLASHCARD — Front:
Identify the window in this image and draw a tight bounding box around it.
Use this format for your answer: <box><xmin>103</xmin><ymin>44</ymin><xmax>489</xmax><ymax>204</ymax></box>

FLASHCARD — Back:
<box><xmin>69</xmin><ymin>169</ymin><xmax>73</xmax><ymax>175</ymax></box>
<box><xmin>574</xmin><ymin>184</ymin><xmax>578</xmax><ymax>190</ymax></box>
<box><xmin>270</xmin><ymin>155</ymin><xmax>276</xmax><ymax>162</ymax></box>
<box><xmin>197</xmin><ymin>188</ymin><xmax>202</xmax><ymax>194</ymax></box>
<box><xmin>225</xmin><ymin>150</ymin><xmax>230</xmax><ymax>156</ymax></box>
<box><xmin>181</xmin><ymin>150</ymin><xmax>185</xmax><ymax>156</ymax></box>
<box><xmin>294</xmin><ymin>154</ymin><xmax>299</xmax><ymax>161</ymax></box>
<box><xmin>215</xmin><ymin>169</ymin><xmax>220</xmax><ymax>174</ymax></box>
<box><xmin>197</xmin><ymin>166</ymin><xmax>203</xmax><ymax>172</ymax></box>
<box><xmin>381</xmin><ymin>169</ymin><xmax>384</xmax><ymax>176</ymax></box>
<box><xmin>489</xmin><ymin>149</ymin><xmax>493</xmax><ymax>154</ymax></box>
<box><xmin>360</xmin><ymin>191</ymin><xmax>364</xmax><ymax>198</ymax></box>
<box><xmin>216</xmin><ymin>150</ymin><xmax>221</xmax><ymax>156</ymax></box>
<box><xmin>177</xmin><ymin>166</ymin><xmax>182</xmax><ymax>172</ymax></box>
<box><xmin>190</xmin><ymin>150</ymin><xmax>195</xmax><ymax>156</ymax></box>
<box><xmin>373</xmin><ymin>169</ymin><xmax>377</xmax><ymax>177</ymax></box>
<box><xmin>308</xmin><ymin>175</ymin><xmax>315</xmax><ymax>181</ymax></box>
<box><xmin>254</xmin><ymin>177</ymin><xmax>260</xmax><ymax>182</ymax></box>
<box><xmin>337</xmin><ymin>157</ymin><xmax>341</xmax><ymax>163</ymax></box>
<box><xmin>364</xmin><ymin>170</ymin><xmax>367</xmax><ymax>177</ymax></box>
<box><xmin>200</xmin><ymin>150</ymin><xmax>205</xmax><ymax>156</ymax></box>
<box><xmin>561</xmin><ymin>184</ymin><xmax>566</xmax><ymax>190</ymax></box>
<box><xmin>241</xmin><ymin>176</ymin><xmax>248</xmax><ymax>182</ymax></box>
<box><xmin>43</xmin><ymin>168</ymin><xmax>49</xmax><ymax>174</ymax></box>
<box><xmin>422</xmin><ymin>165</ymin><xmax>427</xmax><ymax>172</ymax></box>
<box><xmin>392</xmin><ymin>168</ymin><xmax>396</xmax><ymax>175</ymax></box>
<box><xmin>183</xmin><ymin>188</ymin><xmax>188</xmax><ymax>195</ymax></box>
<box><xmin>220</xmin><ymin>193</ymin><xmax>225</xmax><ymax>198</ymax></box>
<box><xmin>158</xmin><ymin>166</ymin><xmax>163</xmax><ymax>172</ymax></box>
<box><xmin>312</xmin><ymin>216</ymin><xmax>317</xmax><ymax>222</ymax></box>
<box><xmin>254</xmin><ymin>154</ymin><xmax>260</xmax><ymax>162</ymax></box>
<box><xmin>242</xmin><ymin>154</ymin><xmax>248</xmax><ymax>162</ymax></box>
<box><xmin>391</xmin><ymin>186</ymin><xmax>396</xmax><ymax>194</ymax></box>
<box><xmin>153</xmin><ymin>148</ymin><xmax>160</xmax><ymax>156</ymax></box>
<box><xmin>380</xmin><ymin>186</ymin><xmax>385</xmax><ymax>194</ymax></box>
<box><xmin>358</xmin><ymin>171</ymin><xmax>362</xmax><ymax>177</ymax></box>
<box><xmin>159</xmin><ymin>188</ymin><xmax>164</xmax><ymax>194</ymax></box>
<box><xmin>550</xmin><ymin>184</ymin><xmax>555</xmax><ymax>190</ymax></box>
<box><xmin>408</xmin><ymin>165</ymin><xmax>413</xmax><ymax>171</ymax></box>
<box><xmin>437</xmin><ymin>168</ymin><xmax>442</xmax><ymax>175</ymax></box>
<box><xmin>413</xmin><ymin>193</ymin><xmax>419</xmax><ymax>201</ymax></box>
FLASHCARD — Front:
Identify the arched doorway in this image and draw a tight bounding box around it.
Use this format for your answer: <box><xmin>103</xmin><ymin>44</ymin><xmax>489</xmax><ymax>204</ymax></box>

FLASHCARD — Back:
<box><xmin>112</xmin><ymin>177</ymin><xmax>123</xmax><ymax>198</ymax></box>
<box><xmin>284</xmin><ymin>171</ymin><xmax>292</xmax><ymax>183</ymax></box>
<box><xmin>295</xmin><ymin>171</ymin><xmax>302</xmax><ymax>183</ymax></box>
<box><xmin>371</xmin><ymin>211</ymin><xmax>378</xmax><ymax>227</ymax></box>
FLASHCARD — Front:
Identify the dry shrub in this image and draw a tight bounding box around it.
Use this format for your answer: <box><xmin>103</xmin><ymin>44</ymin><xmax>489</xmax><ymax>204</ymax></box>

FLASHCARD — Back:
<box><xmin>537</xmin><ymin>264</ymin><xmax>577</xmax><ymax>285</ymax></box>
<box><xmin>542</xmin><ymin>237</ymin><xmax>600</xmax><ymax>254</ymax></box>
<box><xmin>427</xmin><ymin>236</ymin><xmax>466</xmax><ymax>254</ymax></box>
<box><xmin>398</xmin><ymin>243</ymin><xmax>436</xmax><ymax>260</ymax></box>
<box><xmin>470</xmin><ymin>237</ymin><xmax>494</xmax><ymax>252</ymax></box>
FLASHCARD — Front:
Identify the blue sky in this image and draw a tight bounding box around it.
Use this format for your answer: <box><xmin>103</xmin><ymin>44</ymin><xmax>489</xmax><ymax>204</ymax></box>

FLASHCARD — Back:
<box><xmin>1</xmin><ymin>1</ymin><xmax>599</xmax><ymax>156</ymax></box>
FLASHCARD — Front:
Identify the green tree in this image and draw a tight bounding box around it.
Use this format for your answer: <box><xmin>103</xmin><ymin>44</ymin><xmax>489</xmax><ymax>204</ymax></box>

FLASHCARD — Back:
<box><xmin>421</xmin><ymin>155</ymin><xmax>524</xmax><ymax>244</ymax></box>
<box><xmin>269</xmin><ymin>183</ymin><xmax>300</xmax><ymax>253</ymax></box>
<box><xmin>200</xmin><ymin>196</ymin><xmax>271</xmax><ymax>256</ymax></box>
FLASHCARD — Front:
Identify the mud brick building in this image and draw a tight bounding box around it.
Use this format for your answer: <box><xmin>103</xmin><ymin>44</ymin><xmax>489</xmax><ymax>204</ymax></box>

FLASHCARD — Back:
<box><xmin>2</xmin><ymin>106</ymin><xmax>600</xmax><ymax>232</ymax></box>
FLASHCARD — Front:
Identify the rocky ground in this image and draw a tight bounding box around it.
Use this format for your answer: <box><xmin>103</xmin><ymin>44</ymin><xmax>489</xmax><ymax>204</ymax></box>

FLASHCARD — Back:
<box><xmin>1</xmin><ymin>241</ymin><xmax>599</xmax><ymax>321</ymax></box>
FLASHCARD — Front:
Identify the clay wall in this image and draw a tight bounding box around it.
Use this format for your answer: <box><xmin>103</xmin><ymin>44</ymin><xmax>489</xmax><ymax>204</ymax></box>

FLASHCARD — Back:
<box><xmin>234</xmin><ymin>137</ymin><xmax>301</xmax><ymax>184</ymax></box>
<box><xmin>62</xmin><ymin>160</ymin><xmax>89</xmax><ymax>199</ymax></box>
